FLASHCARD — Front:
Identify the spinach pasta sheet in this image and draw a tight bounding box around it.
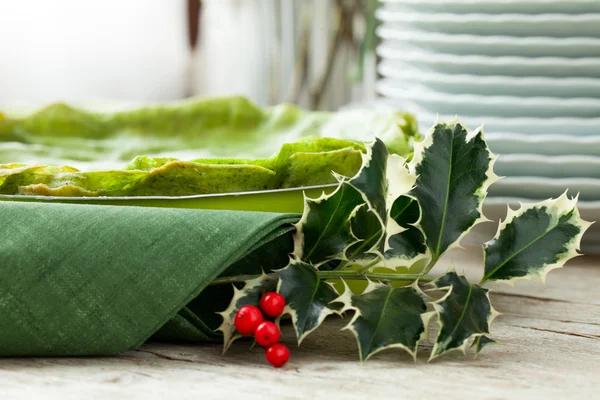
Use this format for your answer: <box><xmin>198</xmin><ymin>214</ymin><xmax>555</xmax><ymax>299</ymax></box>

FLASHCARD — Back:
<box><xmin>0</xmin><ymin>97</ymin><xmax>418</xmax><ymax>197</ymax></box>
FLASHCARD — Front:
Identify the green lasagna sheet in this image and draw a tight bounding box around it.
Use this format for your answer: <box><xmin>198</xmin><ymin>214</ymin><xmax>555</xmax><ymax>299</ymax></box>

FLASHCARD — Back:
<box><xmin>0</xmin><ymin>97</ymin><xmax>418</xmax><ymax>197</ymax></box>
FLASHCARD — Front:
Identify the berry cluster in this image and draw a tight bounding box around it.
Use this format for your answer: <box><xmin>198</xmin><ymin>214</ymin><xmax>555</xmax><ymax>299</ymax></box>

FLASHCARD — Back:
<box><xmin>234</xmin><ymin>292</ymin><xmax>290</xmax><ymax>368</ymax></box>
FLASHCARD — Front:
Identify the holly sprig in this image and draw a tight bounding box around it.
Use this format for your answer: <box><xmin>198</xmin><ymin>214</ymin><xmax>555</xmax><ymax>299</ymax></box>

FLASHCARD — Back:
<box><xmin>217</xmin><ymin>120</ymin><xmax>592</xmax><ymax>361</ymax></box>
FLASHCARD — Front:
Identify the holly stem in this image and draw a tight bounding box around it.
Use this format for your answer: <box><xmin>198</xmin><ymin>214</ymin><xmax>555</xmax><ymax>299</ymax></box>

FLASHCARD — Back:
<box><xmin>317</xmin><ymin>270</ymin><xmax>434</xmax><ymax>282</ymax></box>
<box><xmin>210</xmin><ymin>270</ymin><xmax>435</xmax><ymax>286</ymax></box>
<box><xmin>357</xmin><ymin>256</ymin><xmax>383</xmax><ymax>273</ymax></box>
<box><xmin>333</xmin><ymin>260</ymin><xmax>351</xmax><ymax>271</ymax></box>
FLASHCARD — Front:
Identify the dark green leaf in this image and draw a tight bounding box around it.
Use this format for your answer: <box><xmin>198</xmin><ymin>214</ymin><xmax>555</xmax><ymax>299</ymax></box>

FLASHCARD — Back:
<box><xmin>345</xmin><ymin>204</ymin><xmax>384</xmax><ymax>260</ymax></box>
<box><xmin>481</xmin><ymin>193</ymin><xmax>592</xmax><ymax>284</ymax></box>
<box><xmin>471</xmin><ymin>335</ymin><xmax>496</xmax><ymax>356</ymax></box>
<box><xmin>409</xmin><ymin>121</ymin><xmax>498</xmax><ymax>266</ymax></box>
<box><xmin>217</xmin><ymin>274</ymin><xmax>277</xmax><ymax>351</ymax></box>
<box><xmin>278</xmin><ymin>260</ymin><xmax>342</xmax><ymax>343</ymax></box>
<box><xmin>384</xmin><ymin>195</ymin><xmax>429</xmax><ymax>268</ymax></box>
<box><xmin>294</xmin><ymin>183</ymin><xmax>364</xmax><ymax>264</ymax></box>
<box><xmin>341</xmin><ymin>138</ymin><xmax>389</xmax><ymax>260</ymax></box>
<box><xmin>430</xmin><ymin>271</ymin><xmax>497</xmax><ymax>360</ymax></box>
<box><xmin>344</xmin><ymin>150</ymin><xmax>418</xmax><ymax>263</ymax></box>
<box><xmin>336</xmin><ymin>282</ymin><xmax>431</xmax><ymax>361</ymax></box>
<box><xmin>347</xmin><ymin>138</ymin><xmax>389</xmax><ymax>223</ymax></box>
<box><xmin>294</xmin><ymin>139</ymin><xmax>417</xmax><ymax>266</ymax></box>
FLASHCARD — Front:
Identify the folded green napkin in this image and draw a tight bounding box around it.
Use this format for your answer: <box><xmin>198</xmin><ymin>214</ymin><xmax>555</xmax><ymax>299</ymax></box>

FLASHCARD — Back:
<box><xmin>0</xmin><ymin>201</ymin><xmax>298</xmax><ymax>356</ymax></box>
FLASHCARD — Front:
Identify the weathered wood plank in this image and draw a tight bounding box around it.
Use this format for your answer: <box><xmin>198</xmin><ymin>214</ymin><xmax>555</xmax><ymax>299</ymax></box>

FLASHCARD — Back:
<box><xmin>0</xmin><ymin>249</ymin><xmax>597</xmax><ymax>400</ymax></box>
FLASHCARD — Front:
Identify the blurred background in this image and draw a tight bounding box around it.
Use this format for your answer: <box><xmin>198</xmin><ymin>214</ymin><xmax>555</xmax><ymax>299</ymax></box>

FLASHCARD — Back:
<box><xmin>0</xmin><ymin>0</ymin><xmax>378</xmax><ymax>110</ymax></box>
<box><xmin>1</xmin><ymin>0</ymin><xmax>599</xmax><ymax>251</ymax></box>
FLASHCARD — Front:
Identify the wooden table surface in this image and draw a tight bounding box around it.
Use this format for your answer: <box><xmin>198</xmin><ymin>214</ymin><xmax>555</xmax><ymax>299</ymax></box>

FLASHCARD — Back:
<box><xmin>1</xmin><ymin>249</ymin><xmax>598</xmax><ymax>399</ymax></box>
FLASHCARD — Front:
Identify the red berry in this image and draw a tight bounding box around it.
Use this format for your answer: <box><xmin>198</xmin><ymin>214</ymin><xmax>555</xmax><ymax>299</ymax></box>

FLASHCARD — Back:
<box><xmin>234</xmin><ymin>305</ymin><xmax>264</xmax><ymax>336</ymax></box>
<box><xmin>260</xmin><ymin>292</ymin><xmax>286</xmax><ymax>317</ymax></box>
<box><xmin>254</xmin><ymin>321</ymin><xmax>280</xmax><ymax>347</ymax></box>
<box><xmin>265</xmin><ymin>343</ymin><xmax>290</xmax><ymax>368</ymax></box>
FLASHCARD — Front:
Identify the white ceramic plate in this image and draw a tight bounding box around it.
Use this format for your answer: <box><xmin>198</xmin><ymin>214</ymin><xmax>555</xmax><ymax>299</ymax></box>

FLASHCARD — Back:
<box><xmin>486</xmin><ymin>133</ymin><xmax>600</xmax><ymax>156</ymax></box>
<box><xmin>376</xmin><ymin>99</ymin><xmax>600</xmax><ymax>136</ymax></box>
<box><xmin>495</xmin><ymin>154</ymin><xmax>600</xmax><ymax>178</ymax></box>
<box><xmin>377</xmin><ymin>63</ymin><xmax>600</xmax><ymax>98</ymax></box>
<box><xmin>376</xmin><ymin>47</ymin><xmax>600</xmax><ymax>78</ymax></box>
<box><xmin>377</xmin><ymin>28</ymin><xmax>600</xmax><ymax>58</ymax></box>
<box><xmin>379</xmin><ymin>0</ymin><xmax>600</xmax><ymax>14</ymax></box>
<box><xmin>376</xmin><ymin>80</ymin><xmax>600</xmax><ymax>118</ymax></box>
<box><xmin>487</xmin><ymin>177</ymin><xmax>600</xmax><ymax>201</ymax></box>
<box><xmin>376</xmin><ymin>9</ymin><xmax>600</xmax><ymax>37</ymax></box>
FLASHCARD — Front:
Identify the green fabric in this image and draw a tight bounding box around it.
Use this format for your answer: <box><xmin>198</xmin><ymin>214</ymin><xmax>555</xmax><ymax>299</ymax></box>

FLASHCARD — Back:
<box><xmin>0</xmin><ymin>201</ymin><xmax>298</xmax><ymax>356</ymax></box>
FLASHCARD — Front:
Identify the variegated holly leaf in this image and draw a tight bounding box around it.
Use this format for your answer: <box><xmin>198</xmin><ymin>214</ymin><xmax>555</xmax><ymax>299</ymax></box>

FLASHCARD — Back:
<box><xmin>409</xmin><ymin>121</ymin><xmax>499</xmax><ymax>268</ymax></box>
<box><xmin>345</xmin><ymin>204</ymin><xmax>383</xmax><ymax>261</ymax></box>
<box><xmin>430</xmin><ymin>270</ymin><xmax>498</xmax><ymax>360</ymax></box>
<box><xmin>346</xmin><ymin>138</ymin><xmax>389</xmax><ymax>224</ymax></box>
<box><xmin>384</xmin><ymin>195</ymin><xmax>429</xmax><ymax>269</ymax></box>
<box><xmin>471</xmin><ymin>335</ymin><xmax>496</xmax><ymax>356</ymax></box>
<box><xmin>216</xmin><ymin>274</ymin><xmax>277</xmax><ymax>351</ymax></box>
<box><xmin>345</xmin><ymin>152</ymin><xmax>417</xmax><ymax>264</ymax></box>
<box><xmin>295</xmin><ymin>139</ymin><xmax>393</xmax><ymax>265</ymax></box>
<box><xmin>293</xmin><ymin>182</ymin><xmax>364</xmax><ymax>264</ymax></box>
<box><xmin>277</xmin><ymin>260</ymin><xmax>342</xmax><ymax>343</ymax></box>
<box><xmin>341</xmin><ymin>138</ymin><xmax>389</xmax><ymax>260</ymax></box>
<box><xmin>335</xmin><ymin>281</ymin><xmax>431</xmax><ymax>361</ymax></box>
<box><xmin>481</xmin><ymin>192</ymin><xmax>592</xmax><ymax>284</ymax></box>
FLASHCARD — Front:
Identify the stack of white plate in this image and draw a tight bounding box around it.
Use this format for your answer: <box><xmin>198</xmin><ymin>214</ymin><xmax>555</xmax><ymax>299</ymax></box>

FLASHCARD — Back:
<box><xmin>375</xmin><ymin>0</ymin><xmax>600</xmax><ymax>252</ymax></box>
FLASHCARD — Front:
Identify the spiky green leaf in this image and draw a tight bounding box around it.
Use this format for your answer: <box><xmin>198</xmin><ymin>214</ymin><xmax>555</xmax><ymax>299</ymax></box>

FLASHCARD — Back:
<box><xmin>336</xmin><ymin>282</ymin><xmax>431</xmax><ymax>361</ymax></box>
<box><xmin>430</xmin><ymin>271</ymin><xmax>497</xmax><ymax>360</ymax></box>
<box><xmin>293</xmin><ymin>183</ymin><xmax>364</xmax><ymax>264</ymax></box>
<box><xmin>471</xmin><ymin>335</ymin><xmax>496</xmax><ymax>356</ymax></box>
<box><xmin>384</xmin><ymin>195</ymin><xmax>429</xmax><ymax>268</ymax></box>
<box><xmin>295</xmin><ymin>139</ymin><xmax>391</xmax><ymax>264</ymax></box>
<box><xmin>217</xmin><ymin>274</ymin><xmax>277</xmax><ymax>351</ymax></box>
<box><xmin>345</xmin><ymin>204</ymin><xmax>383</xmax><ymax>260</ymax></box>
<box><xmin>341</xmin><ymin>139</ymin><xmax>390</xmax><ymax>259</ymax></box>
<box><xmin>481</xmin><ymin>192</ymin><xmax>592</xmax><ymax>284</ymax></box>
<box><xmin>277</xmin><ymin>260</ymin><xmax>342</xmax><ymax>343</ymax></box>
<box><xmin>409</xmin><ymin>121</ymin><xmax>498</xmax><ymax>265</ymax></box>
<box><xmin>347</xmin><ymin>138</ymin><xmax>389</xmax><ymax>224</ymax></box>
<box><xmin>345</xmin><ymin>152</ymin><xmax>417</xmax><ymax>263</ymax></box>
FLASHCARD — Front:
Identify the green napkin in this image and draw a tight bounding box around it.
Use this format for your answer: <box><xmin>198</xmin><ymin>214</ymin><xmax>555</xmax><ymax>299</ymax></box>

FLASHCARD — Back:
<box><xmin>0</xmin><ymin>201</ymin><xmax>298</xmax><ymax>356</ymax></box>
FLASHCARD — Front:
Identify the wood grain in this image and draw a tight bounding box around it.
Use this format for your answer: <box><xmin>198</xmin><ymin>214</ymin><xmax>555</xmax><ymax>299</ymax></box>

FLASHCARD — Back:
<box><xmin>0</xmin><ymin>248</ymin><xmax>598</xmax><ymax>399</ymax></box>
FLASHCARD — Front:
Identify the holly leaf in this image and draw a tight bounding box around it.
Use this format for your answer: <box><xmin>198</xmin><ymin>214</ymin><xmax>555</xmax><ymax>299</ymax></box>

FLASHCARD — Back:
<box><xmin>409</xmin><ymin>121</ymin><xmax>499</xmax><ymax>267</ymax></box>
<box><xmin>293</xmin><ymin>182</ymin><xmax>364</xmax><ymax>265</ymax></box>
<box><xmin>346</xmin><ymin>138</ymin><xmax>389</xmax><ymax>224</ymax></box>
<box><xmin>384</xmin><ymin>195</ymin><xmax>429</xmax><ymax>269</ymax></box>
<box><xmin>430</xmin><ymin>270</ymin><xmax>498</xmax><ymax>360</ymax></box>
<box><xmin>481</xmin><ymin>192</ymin><xmax>593</xmax><ymax>284</ymax></box>
<box><xmin>471</xmin><ymin>335</ymin><xmax>496</xmax><ymax>356</ymax></box>
<box><xmin>216</xmin><ymin>274</ymin><xmax>277</xmax><ymax>351</ymax></box>
<box><xmin>295</xmin><ymin>139</ymin><xmax>391</xmax><ymax>265</ymax></box>
<box><xmin>335</xmin><ymin>281</ymin><xmax>431</xmax><ymax>361</ymax></box>
<box><xmin>345</xmin><ymin>204</ymin><xmax>384</xmax><ymax>261</ymax></box>
<box><xmin>277</xmin><ymin>260</ymin><xmax>342</xmax><ymax>343</ymax></box>
<box><xmin>341</xmin><ymin>139</ymin><xmax>390</xmax><ymax>260</ymax></box>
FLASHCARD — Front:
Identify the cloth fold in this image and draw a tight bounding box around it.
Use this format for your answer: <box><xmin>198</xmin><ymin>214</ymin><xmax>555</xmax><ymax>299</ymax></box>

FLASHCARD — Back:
<box><xmin>0</xmin><ymin>201</ymin><xmax>297</xmax><ymax>356</ymax></box>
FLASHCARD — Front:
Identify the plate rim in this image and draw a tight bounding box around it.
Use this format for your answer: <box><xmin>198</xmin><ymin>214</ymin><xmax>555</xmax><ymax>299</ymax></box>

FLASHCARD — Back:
<box><xmin>0</xmin><ymin>183</ymin><xmax>338</xmax><ymax>202</ymax></box>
